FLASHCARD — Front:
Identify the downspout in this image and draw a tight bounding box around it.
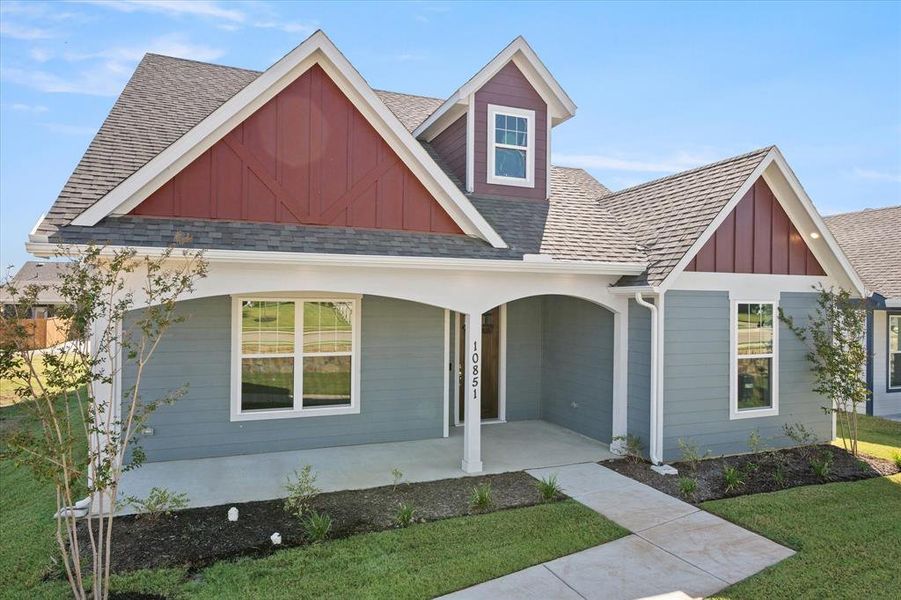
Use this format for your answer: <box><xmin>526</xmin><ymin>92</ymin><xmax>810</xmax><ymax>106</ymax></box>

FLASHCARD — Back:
<box><xmin>634</xmin><ymin>293</ymin><xmax>662</xmax><ymax>464</ymax></box>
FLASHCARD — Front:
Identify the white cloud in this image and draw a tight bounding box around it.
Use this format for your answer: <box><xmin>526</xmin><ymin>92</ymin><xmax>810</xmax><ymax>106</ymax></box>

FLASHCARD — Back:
<box><xmin>0</xmin><ymin>21</ymin><xmax>55</xmax><ymax>40</ymax></box>
<box><xmin>552</xmin><ymin>150</ymin><xmax>717</xmax><ymax>174</ymax></box>
<box><xmin>5</xmin><ymin>103</ymin><xmax>49</xmax><ymax>113</ymax></box>
<box><xmin>40</xmin><ymin>123</ymin><xmax>97</xmax><ymax>135</ymax></box>
<box><xmin>253</xmin><ymin>20</ymin><xmax>317</xmax><ymax>34</ymax></box>
<box><xmin>80</xmin><ymin>0</ymin><xmax>245</xmax><ymax>22</ymax></box>
<box><xmin>64</xmin><ymin>34</ymin><xmax>225</xmax><ymax>63</ymax></box>
<box><xmin>29</xmin><ymin>48</ymin><xmax>54</xmax><ymax>62</ymax></box>
<box><xmin>852</xmin><ymin>167</ymin><xmax>901</xmax><ymax>183</ymax></box>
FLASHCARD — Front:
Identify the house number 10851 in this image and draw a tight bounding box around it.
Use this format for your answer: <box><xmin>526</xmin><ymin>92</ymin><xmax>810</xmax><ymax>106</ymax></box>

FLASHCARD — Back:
<box><xmin>471</xmin><ymin>341</ymin><xmax>480</xmax><ymax>398</ymax></box>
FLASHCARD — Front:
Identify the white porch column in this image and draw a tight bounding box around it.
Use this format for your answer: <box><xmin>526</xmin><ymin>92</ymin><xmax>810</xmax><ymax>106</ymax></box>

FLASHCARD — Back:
<box><xmin>461</xmin><ymin>311</ymin><xmax>483</xmax><ymax>473</ymax></box>
<box><xmin>611</xmin><ymin>305</ymin><xmax>629</xmax><ymax>450</ymax></box>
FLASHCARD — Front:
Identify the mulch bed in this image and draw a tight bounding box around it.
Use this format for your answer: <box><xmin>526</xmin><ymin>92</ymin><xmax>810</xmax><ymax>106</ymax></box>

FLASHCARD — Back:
<box><xmin>602</xmin><ymin>444</ymin><xmax>899</xmax><ymax>504</ymax></box>
<box><xmin>83</xmin><ymin>471</ymin><xmax>560</xmax><ymax>574</ymax></box>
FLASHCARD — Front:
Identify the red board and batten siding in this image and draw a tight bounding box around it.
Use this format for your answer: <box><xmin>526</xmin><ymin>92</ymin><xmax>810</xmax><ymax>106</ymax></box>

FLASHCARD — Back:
<box><xmin>430</xmin><ymin>114</ymin><xmax>467</xmax><ymax>185</ymax></box>
<box><xmin>132</xmin><ymin>65</ymin><xmax>462</xmax><ymax>234</ymax></box>
<box><xmin>686</xmin><ymin>178</ymin><xmax>825</xmax><ymax>275</ymax></box>
<box><xmin>473</xmin><ymin>62</ymin><xmax>548</xmax><ymax>200</ymax></box>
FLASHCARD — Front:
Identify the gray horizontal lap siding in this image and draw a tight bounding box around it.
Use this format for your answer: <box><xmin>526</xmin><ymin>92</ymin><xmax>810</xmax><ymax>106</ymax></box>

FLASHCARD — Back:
<box><xmin>540</xmin><ymin>296</ymin><xmax>614</xmax><ymax>442</ymax></box>
<box><xmin>627</xmin><ymin>299</ymin><xmax>652</xmax><ymax>454</ymax></box>
<box><xmin>504</xmin><ymin>297</ymin><xmax>542</xmax><ymax>420</ymax></box>
<box><xmin>124</xmin><ymin>295</ymin><xmax>445</xmax><ymax>462</ymax></box>
<box><xmin>662</xmin><ymin>290</ymin><xmax>828</xmax><ymax>460</ymax></box>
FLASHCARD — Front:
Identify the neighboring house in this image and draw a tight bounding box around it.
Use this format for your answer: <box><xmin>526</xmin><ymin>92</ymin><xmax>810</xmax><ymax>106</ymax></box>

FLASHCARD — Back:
<box><xmin>24</xmin><ymin>31</ymin><xmax>866</xmax><ymax>473</ymax></box>
<box><xmin>826</xmin><ymin>206</ymin><xmax>901</xmax><ymax>418</ymax></box>
<box><xmin>0</xmin><ymin>261</ymin><xmax>71</xmax><ymax>349</ymax></box>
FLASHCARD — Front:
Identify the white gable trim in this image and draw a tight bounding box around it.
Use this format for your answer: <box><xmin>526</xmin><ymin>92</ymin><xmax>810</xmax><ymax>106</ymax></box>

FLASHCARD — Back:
<box><xmin>413</xmin><ymin>36</ymin><xmax>576</xmax><ymax>141</ymax></box>
<box><xmin>658</xmin><ymin>147</ymin><xmax>867</xmax><ymax>297</ymax></box>
<box><xmin>68</xmin><ymin>31</ymin><xmax>506</xmax><ymax>249</ymax></box>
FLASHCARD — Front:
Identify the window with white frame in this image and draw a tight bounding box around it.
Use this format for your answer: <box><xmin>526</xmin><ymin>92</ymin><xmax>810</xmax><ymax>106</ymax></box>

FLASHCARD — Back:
<box><xmin>232</xmin><ymin>297</ymin><xmax>360</xmax><ymax>420</ymax></box>
<box><xmin>890</xmin><ymin>314</ymin><xmax>901</xmax><ymax>390</ymax></box>
<box><xmin>487</xmin><ymin>104</ymin><xmax>535</xmax><ymax>187</ymax></box>
<box><xmin>731</xmin><ymin>301</ymin><xmax>779</xmax><ymax>418</ymax></box>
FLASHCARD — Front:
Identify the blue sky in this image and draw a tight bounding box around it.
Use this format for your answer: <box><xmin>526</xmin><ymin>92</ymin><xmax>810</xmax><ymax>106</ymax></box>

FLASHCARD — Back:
<box><xmin>1</xmin><ymin>1</ymin><xmax>899</xmax><ymax>271</ymax></box>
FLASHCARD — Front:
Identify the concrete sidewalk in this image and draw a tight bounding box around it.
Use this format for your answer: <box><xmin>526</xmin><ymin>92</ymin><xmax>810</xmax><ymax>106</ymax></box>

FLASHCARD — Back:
<box><xmin>442</xmin><ymin>462</ymin><xmax>794</xmax><ymax>600</ymax></box>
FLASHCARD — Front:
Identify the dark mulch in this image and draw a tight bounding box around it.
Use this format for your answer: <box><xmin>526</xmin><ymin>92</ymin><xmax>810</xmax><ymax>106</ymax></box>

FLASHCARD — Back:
<box><xmin>84</xmin><ymin>471</ymin><xmax>559</xmax><ymax>574</ymax></box>
<box><xmin>603</xmin><ymin>444</ymin><xmax>899</xmax><ymax>504</ymax></box>
<box><xmin>109</xmin><ymin>594</ymin><xmax>166</xmax><ymax>600</ymax></box>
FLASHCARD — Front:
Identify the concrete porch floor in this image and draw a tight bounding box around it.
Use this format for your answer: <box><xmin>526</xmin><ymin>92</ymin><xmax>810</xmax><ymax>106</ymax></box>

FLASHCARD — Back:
<box><xmin>119</xmin><ymin>420</ymin><xmax>616</xmax><ymax>511</ymax></box>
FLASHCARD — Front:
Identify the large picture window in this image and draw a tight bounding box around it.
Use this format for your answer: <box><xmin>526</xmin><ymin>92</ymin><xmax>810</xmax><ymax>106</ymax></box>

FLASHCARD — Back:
<box><xmin>890</xmin><ymin>314</ymin><xmax>900</xmax><ymax>390</ymax></box>
<box><xmin>486</xmin><ymin>104</ymin><xmax>535</xmax><ymax>188</ymax></box>
<box><xmin>731</xmin><ymin>301</ymin><xmax>779</xmax><ymax>419</ymax></box>
<box><xmin>232</xmin><ymin>296</ymin><xmax>360</xmax><ymax>420</ymax></box>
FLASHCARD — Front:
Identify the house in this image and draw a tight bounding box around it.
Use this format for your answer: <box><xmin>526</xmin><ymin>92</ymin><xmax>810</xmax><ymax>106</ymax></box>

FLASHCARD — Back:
<box><xmin>826</xmin><ymin>206</ymin><xmax>901</xmax><ymax>419</ymax></box>
<box><xmin>0</xmin><ymin>261</ymin><xmax>71</xmax><ymax>349</ymax></box>
<box><xmin>24</xmin><ymin>31</ymin><xmax>867</xmax><ymax>501</ymax></box>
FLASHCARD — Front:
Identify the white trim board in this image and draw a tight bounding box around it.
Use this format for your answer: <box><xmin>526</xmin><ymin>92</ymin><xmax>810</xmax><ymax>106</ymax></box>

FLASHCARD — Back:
<box><xmin>60</xmin><ymin>31</ymin><xmax>506</xmax><ymax>249</ymax></box>
<box><xmin>486</xmin><ymin>104</ymin><xmax>536</xmax><ymax>188</ymax></box>
<box><xmin>658</xmin><ymin>147</ymin><xmax>867</xmax><ymax>298</ymax></box>
<box><xmin>413</xmin><ymin>36</ymin><xmax>576</xmax><ymax>141</ymax></box>
<box><xmin>729</xmin><ymin>299</ymin><xmax>780</xmax><ymax>420</ymax></box>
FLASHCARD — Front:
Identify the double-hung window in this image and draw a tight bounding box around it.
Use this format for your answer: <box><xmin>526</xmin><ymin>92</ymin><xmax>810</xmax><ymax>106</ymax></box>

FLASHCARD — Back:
<box><xmin>890</xmin><ymin>314</ymin><xmax>901</xmax><ymax>390</ymax></box>
<box><xmin>232</xmin><ymin>297</ymin><xmax>360</xmax><ymax>420</ymax></box>
<box><xmin>731</xmin><ymin>301</ymin><xmax>779</xmax><ymax>419</ymax></box>
<box><xmin>487</xmin><ymin>104</ymin><xmax>535</xmax><ymax>187</ymax></box>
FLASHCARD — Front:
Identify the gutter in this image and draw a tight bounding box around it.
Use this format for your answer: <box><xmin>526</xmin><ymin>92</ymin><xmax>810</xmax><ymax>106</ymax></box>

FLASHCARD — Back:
<box><xmin>634</xmin><ymin>292</ymin><xmax>663</xmax><ymax>464</ymax></box>
<box><xmin>25</xmin><ymin>242</ymin><xmax>648</xmax><ymax>276</ymax></box>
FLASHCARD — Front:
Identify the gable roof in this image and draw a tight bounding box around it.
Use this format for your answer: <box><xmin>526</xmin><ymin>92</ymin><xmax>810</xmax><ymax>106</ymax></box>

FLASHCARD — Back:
<box><xmin>413</xmin><ymin>36</ymin><xmax>577</xmax><ymax>141</ymax></box>
<box><xmin>39</xmin><ymin>31</ymin><xmax>504</xmax><ymax>248</ymax></box>
<box><xmin>825</xmin><ymin>205</ymin><xmax>901</xmax><ymax>299</ymax></box>
<box><xmin>600</xmin><ymin>147</ymin><xmax>774</xmax><ymax>286</ymax></box>
<box><xmin>0</xmin><ymin>261</ymin><xmax>71</xmax><ymax>305</ymax></box>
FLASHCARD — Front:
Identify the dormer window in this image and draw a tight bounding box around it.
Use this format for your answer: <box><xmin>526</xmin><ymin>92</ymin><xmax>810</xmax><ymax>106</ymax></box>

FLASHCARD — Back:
<box><xmin>487</xmin><ymin>104</ymin><xmax>535</xmax><ymax>188</ymax></box>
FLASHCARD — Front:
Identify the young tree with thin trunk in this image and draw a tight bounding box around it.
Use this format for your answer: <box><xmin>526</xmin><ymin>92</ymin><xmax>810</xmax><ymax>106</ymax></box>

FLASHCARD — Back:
<box><xmin>779</xmin><ymin>285</ymin><xmax>869</xmax><ymax>456</ymax></box>
<box><xmin>0</xmin><ymin>243</ymin><xmax>206</xmax><ymax>600</ymax></box>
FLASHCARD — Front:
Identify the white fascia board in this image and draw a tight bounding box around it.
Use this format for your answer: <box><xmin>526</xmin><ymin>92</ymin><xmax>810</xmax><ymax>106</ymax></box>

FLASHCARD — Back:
<box><xmin>24</xmin><ymin>241</ymin><xmax>646</xmax><ymax>276</ymax></box>
<box><xmin>609</xmin><ymin>285</ymin><xmax>659</xmax><ymax>296</ymax></box>
<box><xmin>69</xmin><ymin>31</ymin><xmax>507</xmax><ymax>249</ymax></box>
<box><xmin>412</xmin><ymin>36</ymin><xmax>576</xmax><ymax>140</ymax></box>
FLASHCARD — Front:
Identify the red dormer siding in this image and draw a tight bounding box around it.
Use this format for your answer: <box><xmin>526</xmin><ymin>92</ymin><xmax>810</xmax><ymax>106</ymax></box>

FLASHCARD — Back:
<box><xmin>473</xmin><ymin>62</ymin><xmax>548</xmax><ymax>200</ymax></box>
<box><xmin>131</xmin><ymin>64</ymin><xmax>462</xmax><ymax>234</ymax></box>
<box><xmin>430</xmin><ymin>114</ymin><xmax>467</xmax><ymax>185</ymax></box>
<box><xmin>686</xmin><ymin>178</ymin><xmax>825</xmax><ymax>275</ymax></box>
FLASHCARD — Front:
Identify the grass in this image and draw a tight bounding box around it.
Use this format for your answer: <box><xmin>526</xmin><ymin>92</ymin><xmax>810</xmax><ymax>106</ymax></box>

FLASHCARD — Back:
<box><xmin>704</xmin><ymin>475</ymin><xmax>901</xmax><ymax>600</ymax></box>
<box><xmin>833</xmin><ymin>413</ymin><xmax>901</xmax><ymax>461</ymax></box>
<box><xmin>705</xmin><ymin>414</ymin><xmax>901</xmax><ymax>600</ymax></box>
<box><xmin>0</xmin><ymin>351</ymin><xmax>81</xmax><ymax>408</ymax></box>
<box><xmin>1</xmin><ymin>399</ymin><xmax>626</xmax><ymax>599</ymax></box>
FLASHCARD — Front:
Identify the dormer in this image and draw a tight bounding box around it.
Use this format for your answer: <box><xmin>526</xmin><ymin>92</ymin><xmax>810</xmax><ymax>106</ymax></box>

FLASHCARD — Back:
<box><xmin>415</xmin><ymin>37</ymin><xmax>576</xmax><ymax>201</ymax></box>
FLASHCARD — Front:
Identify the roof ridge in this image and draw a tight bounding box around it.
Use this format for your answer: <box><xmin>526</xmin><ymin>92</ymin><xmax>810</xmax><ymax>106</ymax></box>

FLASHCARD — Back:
<box><xmin>824</xmin><ymin>204</ymin><xmax>901</xmax><ymax>219</ymax></box>
<box><xmin>143</xmin><ymin>52</ymin><xmax>262</xmax><ymax>75</ymax></box>
<box><xmin>602</xmin><ymin>145</ymin><xmax>775</xmax><ymax>198</ymax></box>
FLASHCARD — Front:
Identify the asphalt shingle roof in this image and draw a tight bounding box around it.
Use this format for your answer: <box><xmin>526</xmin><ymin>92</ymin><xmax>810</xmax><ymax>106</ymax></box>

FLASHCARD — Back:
<box><xmin>599</xmin><ymin>147</ymin><xmax>774</xmax><ymax>286</ymax></box>
<box><xmin>0</xmin><ymin>261</ymin><xmax>71</xmax><ymax>304</ymax></box>
<box><xmin>825</xmin><ymin>206</ymin><xmax>901</xmax><ymax>299</ymax></box>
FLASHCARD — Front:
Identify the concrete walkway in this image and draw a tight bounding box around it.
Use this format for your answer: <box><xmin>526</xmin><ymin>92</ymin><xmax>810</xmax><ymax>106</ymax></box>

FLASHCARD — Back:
<box><xmin>442</xmin><ymin>463</ymin><xmax>794</xmax><ymax>600</ymax></box>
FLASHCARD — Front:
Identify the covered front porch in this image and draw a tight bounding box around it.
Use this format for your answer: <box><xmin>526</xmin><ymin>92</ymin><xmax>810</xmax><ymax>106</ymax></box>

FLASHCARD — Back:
<box><xmin>119</xmin><ymin>420</ymin><xmax>615</xmax><ymax>510</ymax></box>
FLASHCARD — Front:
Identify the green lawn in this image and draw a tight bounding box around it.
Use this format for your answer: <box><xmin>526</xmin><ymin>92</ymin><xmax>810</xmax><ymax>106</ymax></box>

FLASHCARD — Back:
<box><xmin>833</xmin><ymin>413</ymin><xmax>901</xmax><ymax>462</ymax></box>
<box><xmin>1</xmin><ymin>399</ymin><xmax>626</xmax><ymax>599</ymax></box>
<box><xmin>705</xmin><ymin>414</ymin><xmax>901</xmax><ymax>600</ymax></box>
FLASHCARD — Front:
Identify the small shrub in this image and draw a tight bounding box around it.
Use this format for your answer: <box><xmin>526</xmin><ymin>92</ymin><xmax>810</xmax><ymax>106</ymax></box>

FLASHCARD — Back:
<box><xmin>470</xmin><ymin>482</ymin><xmax>493</xmax><ymax>511</ymax></box>
<box><xmin>123</xmin><ymin>487</ymin><xmax>189</xmax><ymax>522</ymax></box>
<box><xmin>303</xmin><ymin>510</ymin><xmax>332</xmax><ymax>543</ymax></box>
<box><xmin>284</xmin><ymin>465</ymin><xmax>320</xmax><ymax>519</ymax></box>
<box><xmin>678</xmin><ymin>438</ymin><xmax>710</xmax><ymax>471</ymax></box>
<box><xmin>772</xmin><ymin>463</ymin><xmax>786</xmax><ymax>487</ymax></box>
<box><xmin>534</xmin><ymin>474</ymin><xmax>563</xmax><ymax>502</ymax></box>
<box><xmin>893</xmin><ymin>452</ymin><xmax>901</xmax><ymax>470</ymax></box>
<box><xmin>677</xmin><ymin>476</ymin><xmax>698</xmax><ymax>500</ymax></box>
<box><xmin>783</xmin><ymin>422</ymin><xmax>817</xmax><ymax>446</ymax></box>
<box><xmin>394</xmin><ymin>502</ymin><xmax>416</xmax><ymax>528</ymax></box>
<box><xmin>723</xmin><ymin>465</ymin><xmax>745</xmax><ymax>492</ymax></box>
<box><xmin>612</xmin><ymin>434</ymin><xmax>644</xmax><ymax>463</ymax></box>
<box><xmin>810</xmin><ymin>450</ymin><xmax>833</xmax><ymax>480</ymax></box>
<box><xmin>391</xmin><ymin>467</ymin><xmax>404</xmax><ymax>489</ymax></box>
<box><xmin>747</xmin><ymin>429</ymin><xmax>766</xmax><ymax>454</ymax></box>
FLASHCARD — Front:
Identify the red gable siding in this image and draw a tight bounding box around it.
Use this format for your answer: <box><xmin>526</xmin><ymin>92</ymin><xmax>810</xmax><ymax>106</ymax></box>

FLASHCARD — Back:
<box><xmin>686</xmin><ymin>178</ymin><xmax>825</xmax><ymax>275</ymax></box>
<box><xmin>473</xmin><ymin>62</ymin><xmax>548</xmax><ymax>200</ymax></box>
<box><xmin>131</xmin><ymin>64</ymin><xmax>462</xmax><ymax>234</ymax></box>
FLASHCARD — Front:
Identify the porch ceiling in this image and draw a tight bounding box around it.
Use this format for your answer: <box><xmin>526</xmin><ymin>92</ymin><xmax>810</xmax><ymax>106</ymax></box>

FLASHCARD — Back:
<box><xmin>118</xmin><ymin>420</ymin><xmax>615</xmax><ymax>512</ymax></box>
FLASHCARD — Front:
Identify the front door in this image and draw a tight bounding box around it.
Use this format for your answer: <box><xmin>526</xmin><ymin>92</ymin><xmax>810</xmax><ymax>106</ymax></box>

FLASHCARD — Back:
<box><xmin>458</xmin><ymin>307</ymin><xmax>500</xmax><ymax>421</ymax></box>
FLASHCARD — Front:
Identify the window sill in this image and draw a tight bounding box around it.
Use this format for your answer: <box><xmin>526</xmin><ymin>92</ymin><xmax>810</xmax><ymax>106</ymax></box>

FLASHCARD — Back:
<box><xmin>230</xmin><ymin>405</ymin><xmax>360</xmax><ymax>422</ymax></box>
<box><xmin>730</xmin><ymin>407</ymin><xmax>779</xmax><ymax>420</ymax></box>
<box><xmin>486</xmin><ymin>174</ymin><xmax>534</xmax><ymax>188</ymax></box>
